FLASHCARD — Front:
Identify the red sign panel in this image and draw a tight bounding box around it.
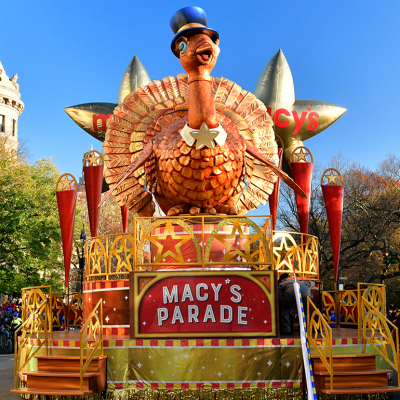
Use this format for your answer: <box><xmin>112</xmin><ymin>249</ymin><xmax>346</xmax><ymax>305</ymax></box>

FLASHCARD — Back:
<box><xmin>130</xmin><ymin>271</ymin><xmax>276</xmax><ymax>338</ymax></box>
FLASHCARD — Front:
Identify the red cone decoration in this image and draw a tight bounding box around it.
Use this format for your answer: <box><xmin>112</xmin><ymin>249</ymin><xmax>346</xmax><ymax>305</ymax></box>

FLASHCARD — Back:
<box><xmin>56</xmin><ymin>173</ymin><xmax>78</xmax><ymax>288</ymax></box>
<box><xmin>269</xmin><ymin>146</ymin><xmax>283</xmax><ymax>230</ymax></box>
<box><xmin>83</xmin><ymin>150</ymin><xmax>104</xmax><ymax>237</ymax></box>
<box><xmin>321</xmin><ymin>168</ymin><xmax>344</xmax><ymax>284</ymax></box>
<box><xmin>121</xmin><ymin>205</ymin><xmax>129</xmax><ymax>233</ymax></box>
<box><xmin>290</xmin><ymin>147</ymin><xmax>313</xmax><ymax>234</ymax></box>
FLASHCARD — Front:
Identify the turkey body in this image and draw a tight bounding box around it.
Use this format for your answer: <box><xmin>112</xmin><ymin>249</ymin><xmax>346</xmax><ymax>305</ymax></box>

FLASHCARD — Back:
<box><xmin>153</xmin><ymin>117</ymin><xmax>246</xmax><ymax>209</ymax></box>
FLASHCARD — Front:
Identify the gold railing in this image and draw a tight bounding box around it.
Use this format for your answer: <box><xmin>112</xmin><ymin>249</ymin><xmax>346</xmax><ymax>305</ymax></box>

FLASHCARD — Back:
<box><xmin>14</xmin><ymin>299</ymin><xmax>50</xmax><ymax>389</ymax></box>
<box><xmin>358</xmin><ymin>283</ymin><xmax>386</xmax><ymax>337</ymax></box>
<box><xmin>307</xmin><ymin>297</ymin><xmax>333</xmax><ymax>391</ymax></box>
<box><xmin>85</xmin><ymin>215</ymin><xmax>319</xmax><ymax>280</ymax></box>
<box><xmin>361</xmin><ymin>297</ymin><xmax>399</xmax><ymax>386</ymax></box>
<box><xmin>80</xmin><ymin>298</ymin><xmax>103</xmax><ymax>393</ymax></box>
<box><xmin>22</xmin><ymin>286</ymin><xmax>83</xmax><ymax>330</ymax></box>
<box><xmin>272</xmin><ymin>230</ymin><xmax>319</xmax><ymax>278</ymax></box>
<box><xmin>322</xmin><ymin>290</ymin><xmax>358</xmax><ymax>326</ymax></box>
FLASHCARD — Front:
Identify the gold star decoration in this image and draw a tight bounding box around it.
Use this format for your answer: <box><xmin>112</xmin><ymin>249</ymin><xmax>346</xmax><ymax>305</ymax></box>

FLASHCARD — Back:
<box><xmin>213</xmin><ymin>219</ymin><xmax>262</xmax><ymax>263</ymax></box>
<box><xmin>85</xmin><ymin>150</ymin><xmax>103</xmax><ymax>166</ymax></box>
<box><xmin>293</xmin><ymin>148</ymin><xmax>309</xmax><ymax>162</ymax></box>
<box><xmin>190</xmin><ymin>122</ymin><xmax>219</xmax><ymax>150</ymax></box>
<box><xmin>321</xmin><ymin>168</ymin><xmax>343</xmax><ymax>186</ymax></box>
<box><xmin>110</xmin><ymin>237</ymin><xmax>135</xmax><ymax>273</ymax></box>
<box><xmin>57</xmin><ymin>173</ymin><xmax>77</xmax><ymax>191</ymax></box>
<box><xmin>146</xmin><ymin>220</ymin><xmax>192</xmax><ymax>264</ymax></box>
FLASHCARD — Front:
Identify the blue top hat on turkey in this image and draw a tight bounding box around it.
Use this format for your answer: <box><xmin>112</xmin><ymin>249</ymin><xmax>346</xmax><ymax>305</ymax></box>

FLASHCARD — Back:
<box><xmin>170</xmin><ymin>6</ymin><xmax>219</xmax><ymax>57</ymax></box>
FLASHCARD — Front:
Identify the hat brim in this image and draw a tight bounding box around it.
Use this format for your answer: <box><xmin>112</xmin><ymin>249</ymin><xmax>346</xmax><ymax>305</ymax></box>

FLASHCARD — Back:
<box><xmin>171</xmin><ymin>27</ymin><xmax>219</xmax><ymax>57</ymax></box>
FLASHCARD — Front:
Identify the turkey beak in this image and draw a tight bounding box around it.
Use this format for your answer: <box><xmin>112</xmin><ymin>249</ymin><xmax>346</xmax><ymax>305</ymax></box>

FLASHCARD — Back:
<box><xmin>195</xmin><ymin>41</ymin><xmax>215</xmax><ymax>65</ymax></box>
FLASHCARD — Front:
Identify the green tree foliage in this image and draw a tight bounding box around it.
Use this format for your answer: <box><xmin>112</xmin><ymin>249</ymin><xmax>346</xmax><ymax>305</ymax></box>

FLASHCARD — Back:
<box><xmin>0</xmin><ymin>138</ymin><xmax>64</xmax><ymax>295</ymax></box>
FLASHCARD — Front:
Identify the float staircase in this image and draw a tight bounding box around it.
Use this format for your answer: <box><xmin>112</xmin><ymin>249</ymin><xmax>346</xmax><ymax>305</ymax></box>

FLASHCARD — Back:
<box><xmin>11</xmin><ymin>355</ymin><xmax>107</xmax><ymax>396</ymax></box>
<box><xmin>311</xmin><ymin>352</ymin><xmax>399</xmax><ymax>395</ymax></box>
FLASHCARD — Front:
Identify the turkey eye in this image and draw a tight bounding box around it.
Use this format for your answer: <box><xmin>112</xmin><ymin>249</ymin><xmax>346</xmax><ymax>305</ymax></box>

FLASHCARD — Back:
<box><xmin>179</xmin><ymin>41</ymin><xmax>188</xmax><ymax>55</ymax></box>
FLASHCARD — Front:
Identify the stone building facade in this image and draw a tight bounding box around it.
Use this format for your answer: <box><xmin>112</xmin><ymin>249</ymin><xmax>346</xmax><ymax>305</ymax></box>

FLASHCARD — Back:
<box><xmin>0</xmin><ymin>61</ymin><xmax>24</xmax><ymax>152</ymax></box>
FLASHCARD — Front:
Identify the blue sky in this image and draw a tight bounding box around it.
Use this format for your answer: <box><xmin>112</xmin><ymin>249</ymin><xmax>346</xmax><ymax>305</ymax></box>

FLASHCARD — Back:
<box><xmin>2</xmin><ymin>1</ymin><xmax>400</xmax><ymax>214</ymax></box>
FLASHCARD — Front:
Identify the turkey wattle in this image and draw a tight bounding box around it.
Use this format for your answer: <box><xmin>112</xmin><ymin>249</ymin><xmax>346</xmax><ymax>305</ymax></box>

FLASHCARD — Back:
<box><xmin>101</xmin><ymin>10</ymin><xmax>306</xmax><ymax>217</ymax></box>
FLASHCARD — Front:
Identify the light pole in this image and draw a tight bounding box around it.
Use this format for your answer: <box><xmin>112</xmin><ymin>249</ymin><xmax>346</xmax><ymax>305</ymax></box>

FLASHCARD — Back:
<box><xmin>77</xmin><ymin>223</ymin><xmax>86</xmax><ymax>293</ymax></box>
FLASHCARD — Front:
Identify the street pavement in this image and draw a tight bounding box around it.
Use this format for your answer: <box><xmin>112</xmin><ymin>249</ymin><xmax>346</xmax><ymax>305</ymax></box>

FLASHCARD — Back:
<box><xmin>0</xmin><ymin>353</ymin><xmax>20</xmax><ymax>399</ymax></box>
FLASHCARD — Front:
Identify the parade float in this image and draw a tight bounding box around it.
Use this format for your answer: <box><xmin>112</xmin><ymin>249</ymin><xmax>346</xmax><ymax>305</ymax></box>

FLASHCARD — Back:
<box><xmin>11</xmin><ymin>6</ymin><xmax>400</xmax><ymax>400</ymax></box>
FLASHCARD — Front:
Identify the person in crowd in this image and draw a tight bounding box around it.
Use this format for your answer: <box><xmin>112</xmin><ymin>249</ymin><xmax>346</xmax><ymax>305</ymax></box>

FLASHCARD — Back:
<box><xmin>278</xmin><ymin>273</ymin><xmax>311</xmax><ymax>335</ymax></box>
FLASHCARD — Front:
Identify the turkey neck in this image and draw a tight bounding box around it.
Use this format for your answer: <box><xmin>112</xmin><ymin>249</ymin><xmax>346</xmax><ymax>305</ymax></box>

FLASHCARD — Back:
<box><xmin>188</xmin><ymin>79</ymin><xmax>218</xmax><ymax>129</ymax></box>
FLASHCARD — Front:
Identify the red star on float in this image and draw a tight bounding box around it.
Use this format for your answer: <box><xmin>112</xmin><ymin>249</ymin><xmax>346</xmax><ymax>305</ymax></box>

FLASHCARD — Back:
<box><xmin>146</xmin><ymin>220</ymin><xmax>192</xmax><ymax>264</ymax></box>
<box><xmin>213</xmin><ymin>219</ymin><xmax>261</xmax><ymax>263</ymax></box>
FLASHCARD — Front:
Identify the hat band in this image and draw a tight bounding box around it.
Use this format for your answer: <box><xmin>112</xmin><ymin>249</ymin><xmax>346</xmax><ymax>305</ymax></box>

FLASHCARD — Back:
<box><xmin>177</xmin><ymin>22</ymin><xmax>206</xmax><ymax>33</ymax></box>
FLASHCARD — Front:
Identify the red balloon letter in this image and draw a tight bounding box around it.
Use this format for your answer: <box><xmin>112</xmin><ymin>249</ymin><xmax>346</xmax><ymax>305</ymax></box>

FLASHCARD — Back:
<box><xmin>307</xmin><ymin>112</ymin><xmax>319</xmax><ymax>131</ymax></box>
<box><xmin>274</xmin><ymin>108</ymin><xmax>291</xmax><ymax>128</ymax></box>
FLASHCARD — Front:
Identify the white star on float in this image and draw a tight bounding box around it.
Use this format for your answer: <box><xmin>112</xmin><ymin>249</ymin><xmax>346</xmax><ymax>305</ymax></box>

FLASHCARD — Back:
<box><xmin>148</xmin><ymin>355</ymin><xmax>151</xmax><ymax>359</ymax></box>
<box><xmin>142</xmin><ymin>321</ymin><xmax>146</xmax><ymax>325</ymax></box>
<box><xmin>257</xmin><ymin>372</ymin><xmax>261</xmax><ymax>376</ymax></box>
<box><xmin>168</xmin><ymin>361</ymin><xmax>171</xmax><ymax>364</ymax></box>
<box><xmin>242</xmin><ymin>355</ymin><xmax>245</xmax><ymax>358</ymax></box>
<box><xmin>217</xmin><ymin>371</ymin><xmax>222</xmax><ymax>378</ymax></box>
<box><xmin>187</xmin><ymin>258</ymin><xmax>191</xmax><ymax>262</ymax></box>
<box><xmin>190</xmin><ymin>122</ymin><xmax>220</xmax><ymax>150</ymax></box>
<box><xmin>172</xmin><ymin>374</ymin><xmax>175</xmax><ymax>377</ymax></box>
<box><xmin>137</xmin><ymin>362</ymin><xmax>142</xmax><ymax>368</ymax></box>
<box><xmin>189</xmin><ymin>369</ymin><xmax>192</xmax><ymax>372</ymax></box>
<box><xmin>111</xmin><ymin>356</ymin><xmax>114</xmax><ymax>359</ymax></box>
<box><xmin>263</xmin><ymin>320</ymin><xmax>268</xmax><ymax>324</ymax></box>
<box><xmin>285</xmin><ymin>362</ymin><xmax>291</xmax><ymax>367</ymax></box>
<box><xmin>254</xmin><ymin>357</ymin><xmax>257</xmax><ymax>360</ymax></box>
<box><xmin>150</xmin><ymin>370</ymin><xmax>154</xmax><ymax>374</ymax></box>
<box><xmin>89</xmin><ymin>297</ymin><xmax>91</xmax><ymax>302</ymax></box>
<box><xmin>149</xmin><ymin>295</ymin><xmax>151</xmax><ymax>298</ymax></box>
<box><xmin>184</xmin><ymin>354</ymin><xmax>189</xmax><ymax>359</ymax></box>
<box><xmin>113</xmin><ymin>370</ymin><xmax>116</xmax><ymax>374</ymax></box>
<box><xmin>96</xmin><ymin>310</ymin><xmax>98</xmax><ymax>314</ymax></box>
<box><xmin>262</xmin><ymin>300</ymin><xmax>265</xmax><ymax>303</ymax></box>
<box><xmin>228</xmin><ymin>365</ymin><xmax>231</xmax><ymax>368</ymax></box>
<box><xmin>225</xmin><ymin>279</ymin><xmax>231</xmax><ymax>284</ymax></box>
<box><xmin>105</xmin><ymin>316</ymin><xmax>109</xmax><ymax>323</ymax></box>
<box><xmin>267</xmin><ymin>360</ymin><xmax>273</xmax><ymax>366</ymax></box>
<box><xmin>103</xmin><ymin>300</ymin><xmax>106</xmax><ymax>304</ymax></box>
<box><xmin>125</xmin><ymin>296</ymin><xmax>128</xmax><ymax>300</ymax></box>
<box><xmin>113</xmin><ymin>308</ymin><xmax>116</xmax><ymax>311</ymax></box>
<box><xmin>202</xmin><ymin>366</ymin><xmax>206</xmax><ymax>370</ymax></box>
<box><xmin>214</xmin><ymin>358</ymin><xmax>217</xmax><ymax>361</ymax></box>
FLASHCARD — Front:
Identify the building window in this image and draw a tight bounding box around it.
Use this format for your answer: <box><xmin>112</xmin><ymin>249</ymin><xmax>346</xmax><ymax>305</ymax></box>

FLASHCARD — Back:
<box><xmin>12</xmin><ymin>119</ymin><xmax>16</xmax><ymax>136</ymax></box>
<box><xmin>0</xmin><ymin>115</ymin><xmax>4</xmax><ymax>132</ymax></box>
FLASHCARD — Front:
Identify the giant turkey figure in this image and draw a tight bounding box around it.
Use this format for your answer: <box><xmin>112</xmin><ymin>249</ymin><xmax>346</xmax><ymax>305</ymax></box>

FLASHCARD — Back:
<box><xmin>102</xmin><ymin>6</ymin><xmax>306</xmax><ymax>217</ymax></box>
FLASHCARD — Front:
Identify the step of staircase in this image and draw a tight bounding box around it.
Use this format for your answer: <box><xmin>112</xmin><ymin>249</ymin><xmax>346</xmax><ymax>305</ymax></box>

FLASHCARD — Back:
<box><xmin>10</xmin><ymin>387</ymin><xmax>93</xmax><ymax>396</ymax></box>
<box><xmin>36</xmin><ymin>355</ymin><xmax>107</xmax><ymax>373</ymax></box>
<box><xmin>25</xmin><ymin>371</ymin><xmax>101</xmax><ymax>391</ymax></box>
<box><xmin>311</xmin><ymin>353</ymin><xmax>378</xmax><ymax>372</ymax></box>
<box><xmin>12</xmin><ymin>355</ymin><xmax>107</xmax><ymax>396</ymax></box>
<box><xmin>321</xmin><ymin>386</ymin><xmax>400</xmax><ymax>395</ymax></box>
<box><xmin>313</xmin><ymin>369</ymin><xmax>391</xmax><ymax>389</ymax></box>
<box><xmin>310</xmin><ymin>353</ymin><xmax>400</xmax><ymax>394</ymax></box>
